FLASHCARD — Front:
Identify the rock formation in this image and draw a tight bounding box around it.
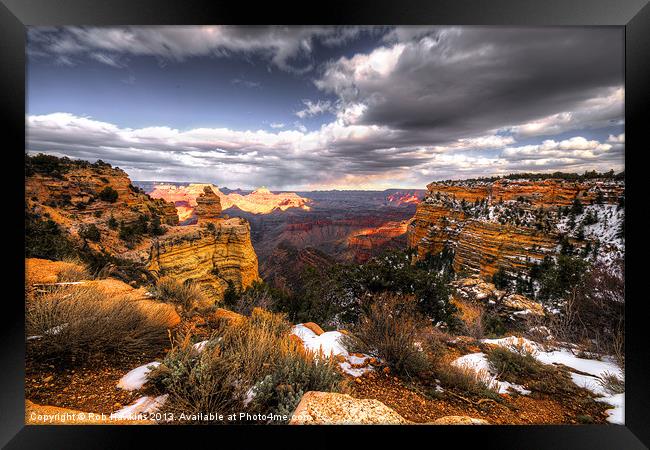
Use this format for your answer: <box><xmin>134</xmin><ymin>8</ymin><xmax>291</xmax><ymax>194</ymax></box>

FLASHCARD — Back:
<box><xmin>453</xmin><ymin>277</ymin><xmax>545</xmax><ymax>318</ymax></box>
<box><xmin>407</xmin><ymin>177</ymin><xmax>624</xmax><ymax>280</ymax></box>
<box><xmin>147</xmin><ymin>218</ymin><xmax>260</xmax><ymax>300</ymax></box>
<box><xmin>345</xmin><ymin>220</ymin><xmax>411</xmax><ymax>263</ymax></box>
<box><xmin>194</xmin><ymin>186</ymin><xmax>222</xmax><ymax>224</ymax></box>
<box><xmin>148</xmin><ymin>183</ymin><xmax>311</xmax><ymax>218</ymax></box>
<box><xmin>26</xmin><ymin>156</ymin><xmax>179</xmax><ymax>258</ymax></box>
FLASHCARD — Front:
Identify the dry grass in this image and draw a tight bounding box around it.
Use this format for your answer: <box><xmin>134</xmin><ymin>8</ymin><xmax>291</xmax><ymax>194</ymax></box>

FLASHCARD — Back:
<box><xmin>342</xmin><ymin>293</ymin><xmax>431</xmax><ymax>378</ymax></box>
<box><xmin>149</xmin><ymin>308</ymin><xmax>342</xmax><ymax>423</ymax></box>
<box><xmin>434</xmin><ymin>360</ymin><xmax>501</xmax><ymax>399</ymax></box>
<box><xmin>598</xmin><ymin>371</ymin><xmax>624</xmax><ymax>395</ymax></box>
<box><xmin>55</xmin><ymin>258</ymin><xmax>91</xmax><ymax>282</ymax></box>
<box><xmin>485</xmin><ymin>343</ymin><xmax>577</xmax><ymax>395</ymax></box>
<box><xmin>26</xmin><ymin>284</ymin><xmax>173</xmax><ymax>363</ymax></box>
<box><xmin>150</xmin><ymin>276</ymin><xmax>210</xmax><ymax>311</ymax></box>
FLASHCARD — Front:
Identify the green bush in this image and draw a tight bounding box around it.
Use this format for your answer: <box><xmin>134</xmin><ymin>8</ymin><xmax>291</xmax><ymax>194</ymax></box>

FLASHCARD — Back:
<box><xmin>485</xmin><ymin>344</ymin><xmax>576</xmax><ymax>395</ymax></box>
<box><xmin>25</xmin><ymin>213</ymin><xmax>76</xmax><ymax>260</ymax></box>
<box><xmin>78</xmin><ymin>223</ymin><xmax>101</xmax><ymax>242</ymax></box>
<box><xmin>98</xmin><ymin>186</ymin><xmax>119</xmax><ymax>203</ymax></box>
<box><xmin>249</xmin><ymin>350</ymin><xmax>342</xmax><ymax>422</ymax></box>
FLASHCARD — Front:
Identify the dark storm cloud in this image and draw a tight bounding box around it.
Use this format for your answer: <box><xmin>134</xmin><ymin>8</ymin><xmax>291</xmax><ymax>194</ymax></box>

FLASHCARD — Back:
<box><xmin>316</xmin><ymin>27</ymin><xmax>623</xmax><ymax>140</ymax></box>
<box><xmin>27</xmin><ymin>26</ymin><xmax>373</xmax><ymax>73</ymax></box>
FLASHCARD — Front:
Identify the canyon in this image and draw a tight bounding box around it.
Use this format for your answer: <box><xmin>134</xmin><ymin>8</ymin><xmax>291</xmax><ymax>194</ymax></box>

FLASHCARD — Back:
<box><xmin>137</xmin><ymin>182</ymin><xmax>425</xmax><ymax>285</ymax></box>
<box><xmin>147</xmin><ymin>183</ymin><xmax>311</xmax><ymax>221</ymax></box>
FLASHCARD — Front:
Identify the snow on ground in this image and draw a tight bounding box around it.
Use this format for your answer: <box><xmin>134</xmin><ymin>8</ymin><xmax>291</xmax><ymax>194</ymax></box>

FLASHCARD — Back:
<box><xmin>291</xmin><ymin>324</ymin><xmax>373</xmax><ymax>377</ymax></box>
<box><xmin>451</xmin><ymin>352</ymin><xmax>531</xmax><ymax>395</ymax></box>
<box><xmin>481</xmin><ymin>336</ymin><xmax>624</xmax><ymax>424</ymax></box>
<box><xmin>111</xmin><ymin>394</ymin><xmax>168</xmax><ymax>419</ymax></box>
<box><xmin>117</xmin><ymin>362</ymin><xmax>160</xmax><ymax>391</ymax></box>
<box><xmin>193</xmin><ymin>340</ymin><xmax>209</xmax><ymax>353</ymax></box>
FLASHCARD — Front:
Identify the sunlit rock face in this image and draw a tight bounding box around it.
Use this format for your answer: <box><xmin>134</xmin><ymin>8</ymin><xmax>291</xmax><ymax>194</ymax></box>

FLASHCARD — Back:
<box><xmin>147</xmin><ymin>218</ymin><xmax>260</xmax><ymax>300</ymax></box>
<box><xmin>25</xmin><ymin>158</ymin><xmax>179</xmax><ymax>259</ymax></box>
<box><xmin>148</xmin><ymin>183</ymin><xmax>311</xmax><ymax>220</ymax></box>
<box><xmin>345</xmin><ymin>220</ymin><xmax>411</xmax><ymax>263</ymax></box>
<box><xmin>408</xmin><ymin>177</ymin><xmax>625</xmax><ymax>280</ymax></box>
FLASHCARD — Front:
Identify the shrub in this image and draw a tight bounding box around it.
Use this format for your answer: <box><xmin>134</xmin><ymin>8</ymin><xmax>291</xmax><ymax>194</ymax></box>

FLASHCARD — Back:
<box><xmin>98</xmin><ymin>186</ymin><xmax>119</xmax><ymax>203</ymax></box>
<box><xmin>249</xmin><ymin>349</ymin><xmax>342</xmax><ymax>422</ymax></box>
<box><xmin>222</xmin><ymin>279</ymin><xmax>240</xmax><ymax>309</ymax></box>
<box><xmin>342</xmin><ymin>293</ymin><xmax>430</xmax><ymax>378</ymax></box>
<box><xmin>485</xmin><ymin>342</ymin><xmax>542</xmax><ymax>380</ymax></box>
<box><xmin>26</xmin><ymin>285</ymin><xmax>173</xmax><ymax>364</ymax></box>
<box><xmin>25</xmin><ymin>213</ymin><xmax>76</xmax><ymax>260</ymax></box>
<box><xmin>229</xmin><ymin>280</ymin><xmax>287</xmax><ymax>316</ymax></box>
<box><xmin>78</xmin><ymin>223</ymin><xmax>101</xmax><ymax>242</ymax></box>
<box><xmin>107</xmin><ymin>216</ymin><xmax>118</xmax><ymax>230</ymax></box>
<box><xmin>150</xmin><ymin>276</ymin><xmax>209</xmax><ymax>311</ymax></box>
<box><xmin>492</xmin><ymin>268</ymin><xmax>510</xmax><ymax>290</ymax></box>
<box><xmin>485</xmin><ymin>343</ymin><xmax>576</xmax><ymax>395</ymax></box>
<box><xmin>149</xmin><ymin>308</ymin><xmax>336</xmax><ymax>423</ymax></box>
<box><xmin>548</xmin><ymin>259</ymin><xmax>624</xmax><ymax>362</ymax></box>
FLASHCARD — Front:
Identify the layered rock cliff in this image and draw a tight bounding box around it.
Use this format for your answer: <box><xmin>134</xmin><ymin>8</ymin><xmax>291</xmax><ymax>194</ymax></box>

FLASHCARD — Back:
<box><xmin>25</xmin><ymin>155</ymin><xmax>179</xmax><ymax>259</ymax></box>
<box><xmin>147</xmin><ymin>218</ymin><xmax>260</xmax><ymax>300</ymax></box>
<box><xmin>408</xmin><ymin>177</ymin><xmax>625</xmax><ymax>279</ymax></box>
<box><xmin>26</xmin><ymin>155</ymin><xmax>260</xmax><ymax>298</ymax></box>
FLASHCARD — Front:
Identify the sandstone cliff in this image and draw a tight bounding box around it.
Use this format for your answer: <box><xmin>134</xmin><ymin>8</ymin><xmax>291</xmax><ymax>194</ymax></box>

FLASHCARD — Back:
<box><xmin>26</xmin><ymin>156</ymin><xmax>179</xmax><ymax>259</ymax></box>
<box><xmin>408</xmin><ymin>177</ymin><xmax>625</xmax><ymax>279</ymax></box>
<box><xmin>147</xmin><ymin>218</ymin><xmax>260</xmax><ymax>300</ymax></box>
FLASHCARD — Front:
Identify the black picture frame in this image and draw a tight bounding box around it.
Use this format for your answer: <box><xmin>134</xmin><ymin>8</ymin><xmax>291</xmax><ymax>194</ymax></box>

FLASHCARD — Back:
<box><xmin>2</xmin><ymin>1</ymin><xmax>648</xmax><ymax>448</ymax></box>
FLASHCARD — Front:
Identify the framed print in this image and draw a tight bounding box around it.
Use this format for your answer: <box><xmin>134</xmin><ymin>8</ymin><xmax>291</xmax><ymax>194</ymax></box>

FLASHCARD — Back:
<box><xmin>2</xmin><ymin>0</ymin><xmax>648</xmax><ymax>448</ymax></box>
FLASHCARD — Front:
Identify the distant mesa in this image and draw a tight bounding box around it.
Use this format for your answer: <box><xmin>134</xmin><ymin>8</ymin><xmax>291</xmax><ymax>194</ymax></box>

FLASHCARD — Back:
<box><xmin>148</xmin><ymin>183</ymin><xmax>311</xmax><ymax>221</ymax></box>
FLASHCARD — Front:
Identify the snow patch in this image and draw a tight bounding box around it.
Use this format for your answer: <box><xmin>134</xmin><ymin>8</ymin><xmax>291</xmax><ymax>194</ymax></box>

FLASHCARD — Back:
<box><xmin>291</xmin><ymin>324</ymin><xmax>373</xmax><ymax>377</ymax></box>
<box><xmin>117</xmin><ymin>362</ymin><xmax>160</xmax><ymax>391</ymax></box>
<box><xmin>451</xmin><ymin>352</ymin><xmax>531</xmax><ymax>395</ymax></box>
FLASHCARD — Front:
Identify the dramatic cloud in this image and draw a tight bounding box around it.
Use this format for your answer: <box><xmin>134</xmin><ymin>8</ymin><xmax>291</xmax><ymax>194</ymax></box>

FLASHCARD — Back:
<box><xmin>28</xmin><ymin>26</ymin><xmax>370</xmax><ymax>73</ymax></box>
<box><xmin>26</xmin><ymin>26</ymin><xmax>625</xmax><ymax>189</ymax></box>
<box><xmin>27</xmin><ymin>113</ymin><xmax>624</xmax><ymax>190</ymax></box>
<box><xmin>315</xmin><ymin>27</ymin><xmax>623</xmax><ymax>142</ymax></box>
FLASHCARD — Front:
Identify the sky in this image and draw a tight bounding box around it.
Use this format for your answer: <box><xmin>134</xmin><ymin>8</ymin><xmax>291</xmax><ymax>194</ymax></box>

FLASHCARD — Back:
<box><xmin>26</xmin><ymin>26</ymin><xmax>625</xmax><ymax>190</ymax></box>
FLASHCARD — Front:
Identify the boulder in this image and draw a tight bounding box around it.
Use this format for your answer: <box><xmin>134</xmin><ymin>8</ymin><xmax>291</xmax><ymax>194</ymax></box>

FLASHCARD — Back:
<box><xmin>289</xmin><ymin>391</ymin><xmax>410</xmax><ymax>425</ymax></box>
<box><xmin>431</xmin><ymin>415</ymin><xmax>489</xmax><ymax>425</ymax></box>
<box><xmin>211</xmin><ymin>308</ymin><xmax>245</xmax><ymax>326</ymax></box>
<box><xmin>302</xmin><ymin>322</ymin><xmax>325</xmax><ymax>336</ymax></box>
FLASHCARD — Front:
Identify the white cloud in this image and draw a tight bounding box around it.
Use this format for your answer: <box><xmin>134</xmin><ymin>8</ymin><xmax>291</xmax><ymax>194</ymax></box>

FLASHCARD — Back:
<box><xmin>26</xmin><ymin>112</ymin><xmax>624</xmax><ymax>189</ymax></box>
<box><xmin>295</xmin><ymin>100</ymin><xmax>335</xmax><ymax>118</ymax></box>
<box><xmin>269</xmin><ymin>122</ymin><xmax>285</xmax><ymax>129</ymax></box>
